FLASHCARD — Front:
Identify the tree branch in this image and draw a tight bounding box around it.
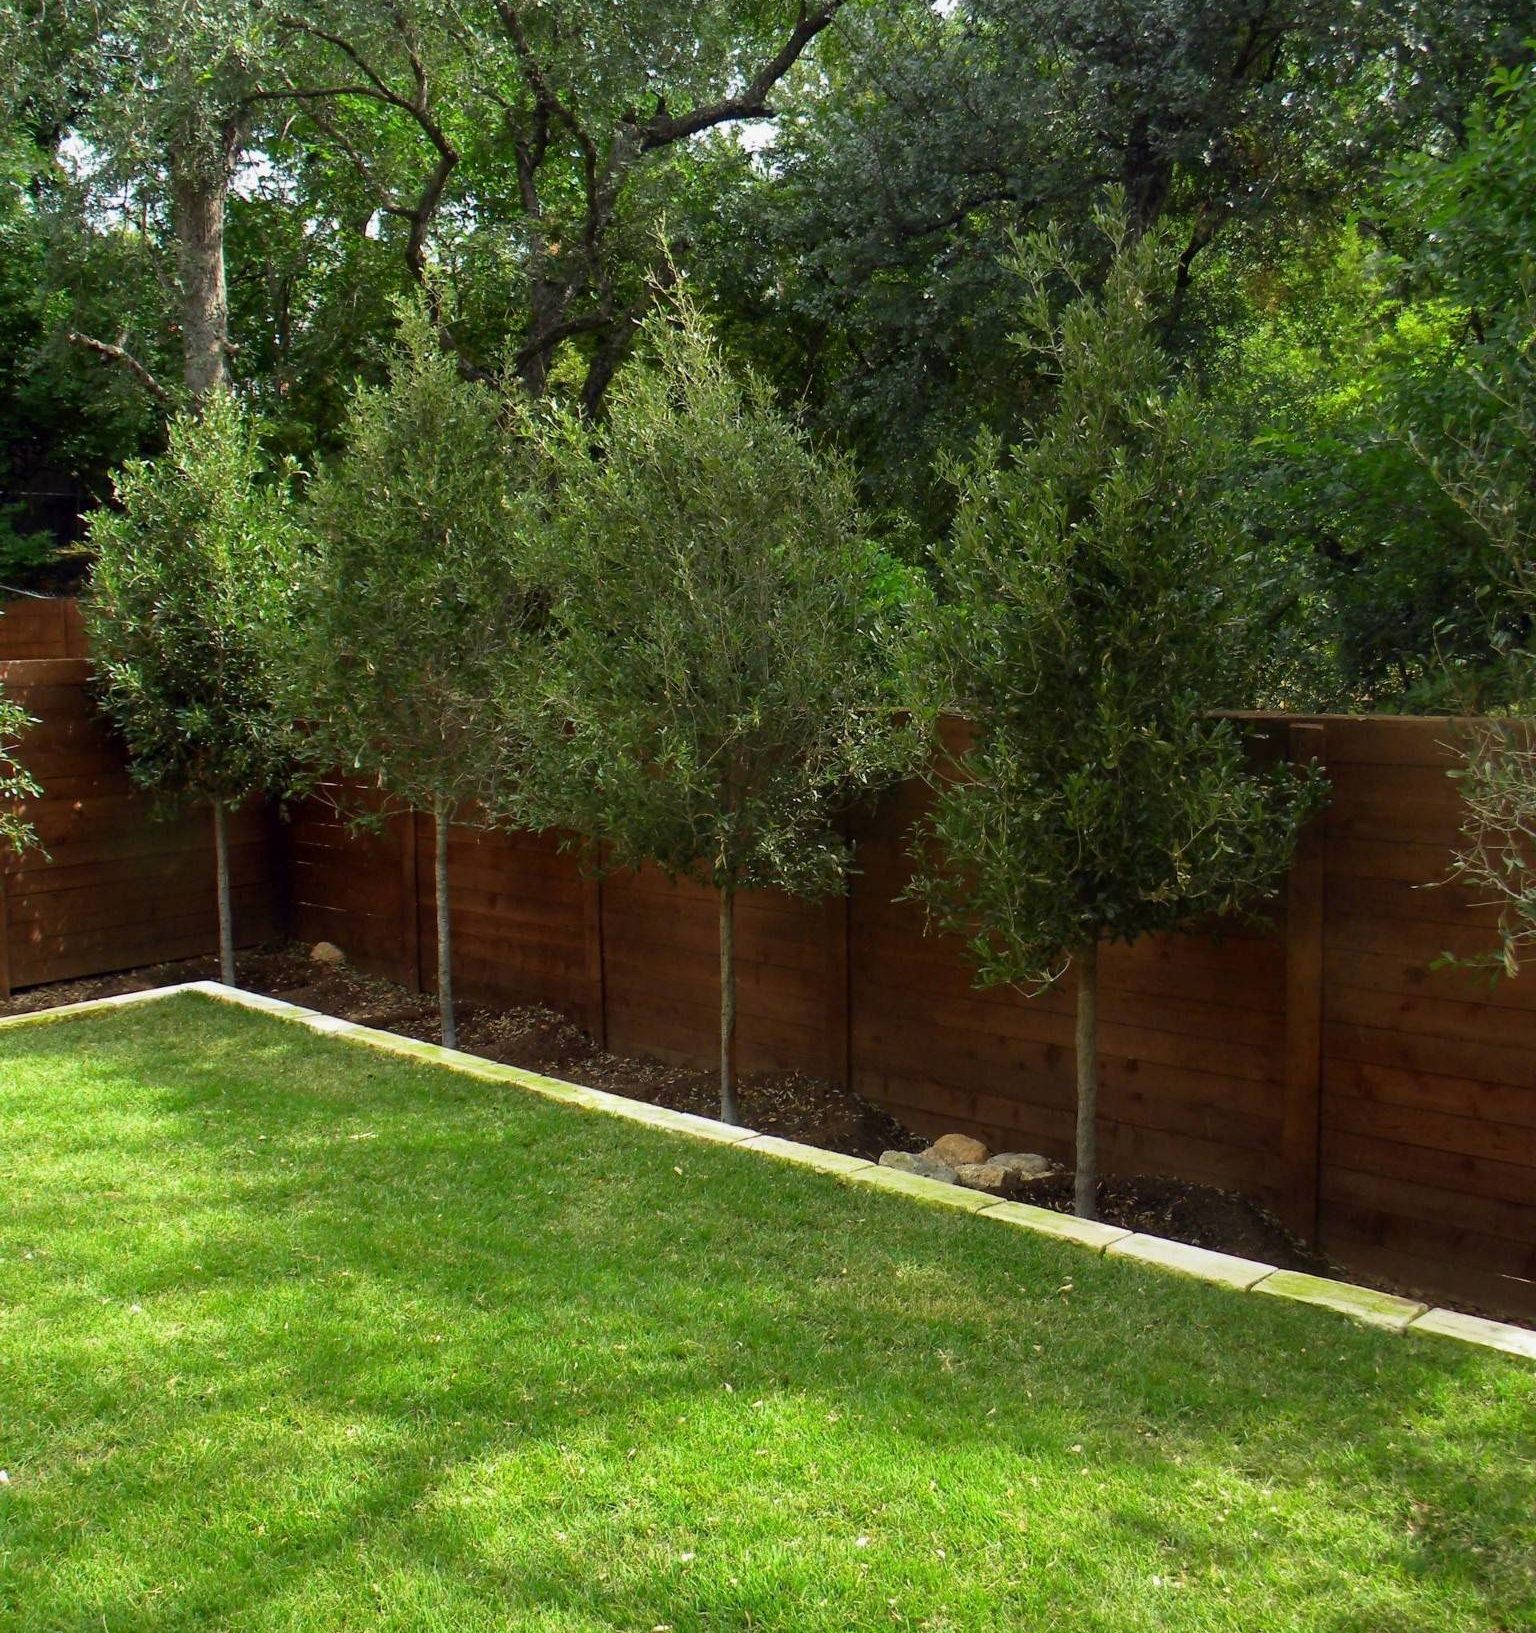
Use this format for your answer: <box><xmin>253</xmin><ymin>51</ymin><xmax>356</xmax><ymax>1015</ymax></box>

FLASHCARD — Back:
<box><xmin>266</xmin><ymin>12</ymin><xmax>464</xmax><ymax>357</ymax></box>
<box><xmin>579</xmin><ymin>248</ymin><xmax>686</xmax><ymax>418</ymax></box>
<box><xmin>65</xmin><ymin>332</ymin><xmax>173</xmax><ymax>404</ymax></box>
<box><xmin>626</xmin><ymin>1</ymin><xmax>846</xmax><ymax>150</ymax></box>
<box><xmin>1165</xmin><ymin>204</ymin><xmax>1221</xmax><ymax>329</ymax></box>
<box><xmin>274</xmin><ymin>15</ymin><xmax>417</xmax><ymax>115</ymax></box>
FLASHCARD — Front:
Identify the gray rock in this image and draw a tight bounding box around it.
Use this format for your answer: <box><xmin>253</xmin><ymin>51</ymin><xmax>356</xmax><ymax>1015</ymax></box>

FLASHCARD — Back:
<box><xmin>926</xmin><ymin>1132</ymin><xmax>989</xmax><ymax>1167</ymax></box>
<box><xmin>879</xmin><ymin>1149</ymin><xmax>959</xmax><ymax>1184</ymax></box>
<box><xmin>990</xmin><ymin>1151</ymin><xmax>1057</xmax><ymax>1182</ymax></box>
<box><xmin>310</xmin><ymin>940</ymin><xmax>347</xmax><ymax>966</ymax></box>
<box><xmin>954</xmin><ymin>1161</ymin><xmax>1010</xmax><ymax>1194</ymax></box>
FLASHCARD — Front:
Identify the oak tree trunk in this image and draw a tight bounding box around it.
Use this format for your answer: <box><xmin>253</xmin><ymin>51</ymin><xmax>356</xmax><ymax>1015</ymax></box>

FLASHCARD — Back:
<box><xmin>171</xmin><ymin>159</ymin><xmax>230</xmax><ymax>404</ymax></box>
<box><xmin>1073</xmin><ymin>938</ymin><xmax>1099</xmax><ymax>1219</ymax></box>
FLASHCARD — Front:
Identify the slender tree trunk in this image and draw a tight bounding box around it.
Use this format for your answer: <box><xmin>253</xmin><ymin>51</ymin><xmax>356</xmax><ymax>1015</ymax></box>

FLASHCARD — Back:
<box><xmin>1073</xmin><ymin>938</ymin><xmax>1099</xmax><ymax>1220</ymax></box>
<box><xmin>434</xmin><ymin>797</ymin><xmax>456</xmax><ymax>1050</ymax></box>
<box><xmin>719</xmin><ymin>884</ymin><xmax>739</xmax><ymax>1125</ymax></box>
<box><xmin>213</xmin><ymin>800</ymin><xmax>234</xmax><ymax>986</ymax></box>
<box><xmin>171</xmin><ymin>156</ymin><xmax>231</xmax><ymax>404</ymax></box>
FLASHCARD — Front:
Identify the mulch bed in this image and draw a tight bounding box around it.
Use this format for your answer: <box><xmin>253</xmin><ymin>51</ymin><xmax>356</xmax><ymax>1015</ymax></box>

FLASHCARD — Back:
<box><xmin>0</xmin><ymin>940</ymin><xmax>1412</xmax><ymax>1299</ymax></box>
<box><xmin>1014</xmin><ymin>1172</ymin><xmax>1333</xmax><ymax>1275</ymax></box>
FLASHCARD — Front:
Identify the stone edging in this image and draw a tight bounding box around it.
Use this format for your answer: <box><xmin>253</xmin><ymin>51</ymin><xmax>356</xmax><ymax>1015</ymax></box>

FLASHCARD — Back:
<box><xmin>4</xmin><ymin>980</ymin><xmax>1532</xmax><ymax>1364</ymax></box>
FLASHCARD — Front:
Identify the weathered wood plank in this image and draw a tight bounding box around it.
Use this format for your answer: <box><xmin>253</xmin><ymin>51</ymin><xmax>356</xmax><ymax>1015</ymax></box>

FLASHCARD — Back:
<box><xmin>1323</xmin><ymin>1056</ymin><xmax>1536</xmax><ymax>1132</ymax></box>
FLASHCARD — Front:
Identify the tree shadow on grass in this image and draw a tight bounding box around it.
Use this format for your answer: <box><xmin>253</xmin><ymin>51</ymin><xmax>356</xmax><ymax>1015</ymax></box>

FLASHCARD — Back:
<box><xmin>3</xmin><ymin>996</ymin><xmax>1532</xmax><ymax>1631</ymax></box>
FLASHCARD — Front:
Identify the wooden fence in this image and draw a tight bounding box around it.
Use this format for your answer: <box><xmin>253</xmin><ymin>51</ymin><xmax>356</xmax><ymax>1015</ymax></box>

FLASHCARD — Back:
<box><xmin>0</xmin><ymin>600</ymin><xmax>280</xmax><ymax>991</ymax></box>
<box><xmin>5</xmin><ymin>597</ymin><xmax>1534</xmax><ymax>1320</ymax></box>
<box><xmin>289</xmin><ymin>718</ymin><xmax>1536</xmax><ymax>1321</ymax></box>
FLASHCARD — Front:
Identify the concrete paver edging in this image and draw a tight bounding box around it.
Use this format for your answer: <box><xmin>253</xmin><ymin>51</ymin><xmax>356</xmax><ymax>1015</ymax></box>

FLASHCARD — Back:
<box><xmin>1106</xmin><ymin>1232</ymin><xmax>1277</xmax><ymax>1291</ymax></box>
<box><xmin>4</xmin><ymin>979</ymin><xmax>1533</xmax><ymax>1364</ymax></box>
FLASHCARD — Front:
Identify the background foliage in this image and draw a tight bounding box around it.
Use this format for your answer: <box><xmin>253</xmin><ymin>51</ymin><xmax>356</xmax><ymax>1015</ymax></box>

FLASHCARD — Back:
<box><xmin>0</xmin><ymin>3</ymin><xmax>1532</xmax><ymax>714</ymax></box>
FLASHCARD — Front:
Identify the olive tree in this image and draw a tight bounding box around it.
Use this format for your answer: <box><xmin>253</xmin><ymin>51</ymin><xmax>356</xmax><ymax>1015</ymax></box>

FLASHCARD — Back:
<box><xmin>85</xmin><ymin>392</ymin><xmax>304</xmax><ymax>983</ymax></box>
<box><xmin>909</xmin><ymin>209</ymin><xmax>1324</xmax><ymax>1218</ymax></box>
<box><xmin>0</xmin><ymin>682</ymin><xmax>39</xmax><ymax>855</ymax></box>
<box><xmin>295</xmin><ymin>302</ymin><xmax>539</xmax><ymax>1049</ymax></box>
<box><xmin>519</xmin><ymin>296</ymin><xmax>925</xmax><ymax>1123</ymax></box>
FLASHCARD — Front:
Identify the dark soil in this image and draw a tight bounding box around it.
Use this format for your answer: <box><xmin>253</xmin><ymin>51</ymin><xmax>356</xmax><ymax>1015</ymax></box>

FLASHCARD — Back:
<box><xmin>0</xmin><ymin>939</ymin><xmax>1455</xmax><ymax>1309</ymax></box>
<box><xmin>1015</xmin><ymin>1172</ymin><xmax>1333</xmax><ymax>1276</ymax></box>
<box><xmin>0</xmin><ymin>944</ymin><xmax>922</xmax><ymax>1162</ymax></box>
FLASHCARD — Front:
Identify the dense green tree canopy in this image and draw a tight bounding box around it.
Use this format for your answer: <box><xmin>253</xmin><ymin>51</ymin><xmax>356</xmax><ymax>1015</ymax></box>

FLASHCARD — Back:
<box><xmin>0</xmin><ymin>129</ymin><xmax>164</xmax><ymax>577</ymax></box>
<box><xmin>0</xmin><ymin>0</ymin><xmax>1531</xmax><ymax>717</ymax></box>
<box><xmin>716</xmin><ymin>0</ymin><xmax>1530</xmax><ymax>532</ymax></box>
<box><xmin>1234</xmin><ymin>52</ymin><xmax>1536</xmax><ymax>708</ymax></box>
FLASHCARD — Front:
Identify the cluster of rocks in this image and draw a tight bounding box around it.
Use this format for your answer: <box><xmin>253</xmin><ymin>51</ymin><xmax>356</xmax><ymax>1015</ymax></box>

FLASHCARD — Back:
<box><xmin>879</xmin><ymin>1133</ymin><xmax>1060</xmax><ymax>1197</ymax></box>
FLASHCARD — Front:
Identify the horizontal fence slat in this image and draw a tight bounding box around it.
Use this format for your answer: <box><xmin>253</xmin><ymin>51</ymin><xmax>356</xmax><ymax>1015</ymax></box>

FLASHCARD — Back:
<box><xmin>1323</xmin><ymin>1056</ymin><xmax>1536</xmax><ymax>1132</ymax></box>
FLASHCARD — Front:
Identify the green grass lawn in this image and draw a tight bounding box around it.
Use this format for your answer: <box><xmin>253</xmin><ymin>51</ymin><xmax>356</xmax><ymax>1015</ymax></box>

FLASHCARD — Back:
<box><xmin>1</xmin><ymin>995</ymin><xmax>1532</xmax><ymax>1632</ymax></box>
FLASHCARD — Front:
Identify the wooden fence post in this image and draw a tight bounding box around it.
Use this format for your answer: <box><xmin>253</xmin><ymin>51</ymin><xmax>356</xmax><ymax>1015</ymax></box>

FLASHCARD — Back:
<box><xmin>63</xmin><ymin>599</ymin><xmax>89</xmax><ymax>658</ymax></box>
<box><xmin>263</xmin><ymin>800</ymin><xmax>293</xmax><ymax>946</ymax></box>
<box><xmin>1281</xmin><ymin>721</ymin><xmax>1327</xmax><ymax>1243</ymax></box>
<box><xmin>399</xmin><ymin>809</ymin><xmax>422</xmax><ymax>992</ymax></box>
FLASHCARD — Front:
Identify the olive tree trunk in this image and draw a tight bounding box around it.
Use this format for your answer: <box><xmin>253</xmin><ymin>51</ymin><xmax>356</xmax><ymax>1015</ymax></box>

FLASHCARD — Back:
<box><xmin>1073</xmin><ymin>937</ymin><xmax>1099</xmax><ymax>1219</ymax></box>
<box><xmin>718</xmin><ymin>884</ymin><xmax>739</xmax><ymax>1125</ymax></box>
<box><xmin>171</xmin><ymin>159</ymin><xmax>230</xmax><ymax>404</ymax></box>
<box><xmin>434</xmin><ymin>797</ymin><xmax>456</xmax><ymax>1050</ymax></box>
<box><xmin>212</xmin><ymin>799</ymin><xmax>234</xmax><ymax>986</ymax></box>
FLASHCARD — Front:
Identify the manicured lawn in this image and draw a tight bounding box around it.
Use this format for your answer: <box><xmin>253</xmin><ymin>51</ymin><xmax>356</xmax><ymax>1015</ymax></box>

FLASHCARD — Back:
<box><xmin>1</xmin><ymin>995</ymin><xmax>1532</xmax><ymax>1632</ymax></box>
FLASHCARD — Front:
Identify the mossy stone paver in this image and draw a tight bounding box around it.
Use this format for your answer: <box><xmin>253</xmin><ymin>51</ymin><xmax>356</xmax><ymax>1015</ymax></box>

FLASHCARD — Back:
<box><xmin>1106</xmin><ymin>1232</ymin><xmax>1275</xmax><ymax>1290</ymax></box>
